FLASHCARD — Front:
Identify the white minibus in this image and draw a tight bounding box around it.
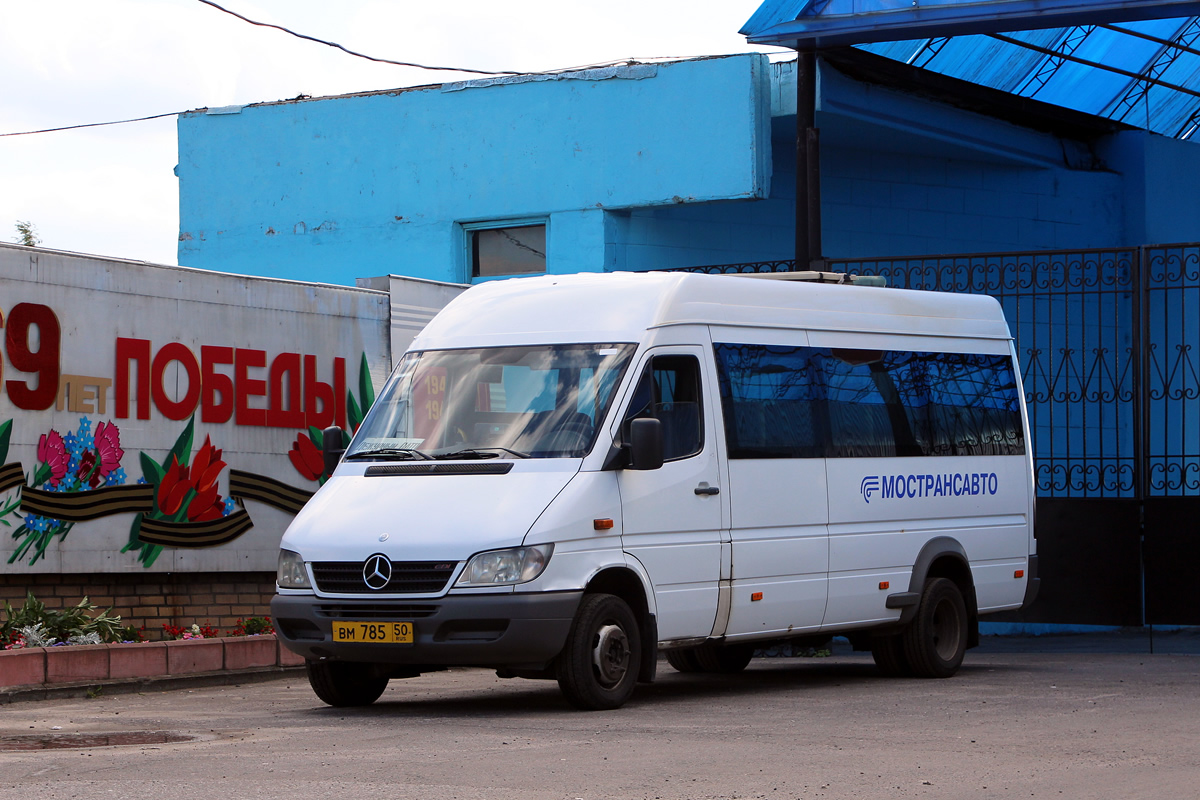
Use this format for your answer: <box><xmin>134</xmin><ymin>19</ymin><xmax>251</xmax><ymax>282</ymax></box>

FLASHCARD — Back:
<box><xmin>272</xmin><ymin>271</ymin><xmax>1037</xmax><ymax>710</ymax></box>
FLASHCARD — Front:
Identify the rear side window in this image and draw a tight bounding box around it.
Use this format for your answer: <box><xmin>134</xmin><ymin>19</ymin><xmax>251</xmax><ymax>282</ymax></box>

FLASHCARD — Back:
<box><xmin>713</xmin><ymin>344</ymin><xmax>1024</xmax><ymax>459</ymax></box>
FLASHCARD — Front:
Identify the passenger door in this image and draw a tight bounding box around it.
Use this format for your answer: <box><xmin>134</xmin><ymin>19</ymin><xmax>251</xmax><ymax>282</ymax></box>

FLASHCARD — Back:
<box><xmin>617</xmin><ymin>347</ymin><xmax>728</xmax><ymax>642</ymax></box>
<box><xmin>710</xmin><ymin>339</ymin><xmax>829</xmax><ymax>639</ymax></box>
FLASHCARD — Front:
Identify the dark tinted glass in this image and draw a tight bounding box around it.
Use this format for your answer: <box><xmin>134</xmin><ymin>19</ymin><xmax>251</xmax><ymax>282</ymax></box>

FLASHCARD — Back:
<box><xmin>623</xmin><ymin>355</ymin><xmax>703</xmax><ymax>461</ymax></box>
<box><xmin>713</xmin><ymin>344</ymin><xmax>1025</xmax><ymax>459</ymax></box>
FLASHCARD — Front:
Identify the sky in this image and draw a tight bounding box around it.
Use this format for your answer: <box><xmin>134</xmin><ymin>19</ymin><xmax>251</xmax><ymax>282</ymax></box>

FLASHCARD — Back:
<box><xmin>0</xmin><ymin>0</ymin><xmax>788</xmax><ymax>266</ymax></box>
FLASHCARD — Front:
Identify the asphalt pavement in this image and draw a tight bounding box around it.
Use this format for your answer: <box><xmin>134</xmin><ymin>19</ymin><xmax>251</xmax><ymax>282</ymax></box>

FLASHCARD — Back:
<box><xmin>1</xmin><ymin>630</ymin><xmax>1197</xmax><ymax>800</ymax></box>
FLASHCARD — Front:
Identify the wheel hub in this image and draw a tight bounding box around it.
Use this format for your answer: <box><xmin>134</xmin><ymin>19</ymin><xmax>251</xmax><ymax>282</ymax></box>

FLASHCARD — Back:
<box><xmin>592</xmin><ymin>623</ymin><xmax>630</xmax><ymax>686</ymax></box>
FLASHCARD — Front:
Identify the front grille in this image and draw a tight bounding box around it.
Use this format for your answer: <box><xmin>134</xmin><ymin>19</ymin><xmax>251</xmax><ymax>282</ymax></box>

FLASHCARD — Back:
<box><xmin>314</xmin><ymin>603</ymin><xmax>440</xmax><ymax>619</ymax></box>
<box><xmin>311</xmin><ymin>560</ymin><xmax>457</xmax><ymax>594</ymax></box>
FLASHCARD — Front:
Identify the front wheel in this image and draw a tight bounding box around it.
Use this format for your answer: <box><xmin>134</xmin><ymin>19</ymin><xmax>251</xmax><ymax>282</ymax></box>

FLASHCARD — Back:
<box><xmin>556</xmin><ymin>593</ymin><xmax>641</xmax><ymax>710</ymax></box>
<box><xmin>306</xmin><ymin>660</ymin><xmax>389</xmax><ymax>707</ymax></box>
<box><xmin>902</xmin><ymin>577</ymin><xmax>968</xmax><ymax>678</ymax></box>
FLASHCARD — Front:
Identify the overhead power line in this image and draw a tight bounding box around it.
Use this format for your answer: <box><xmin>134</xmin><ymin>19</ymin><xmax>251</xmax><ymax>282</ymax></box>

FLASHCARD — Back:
<box><xmin>195</xmin><ymin>0</ymin><xmax>516</xmax><ymax>76</ymax></box>
<box><xmin>0</xmin><ymin>112</ymin><xmax>181</xmax><ymax>138</ymax></box>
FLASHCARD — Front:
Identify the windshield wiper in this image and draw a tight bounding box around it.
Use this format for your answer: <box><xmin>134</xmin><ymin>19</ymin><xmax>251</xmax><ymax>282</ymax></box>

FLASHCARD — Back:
<box><xmin>345</xmin><ymin>447</ymin><xmax>435</xmax><ymax>461</ymax></box>
<box><xmin>434</xmin><ymin>447</ymin><xmax>531</xmax><ymax>460</ymax></box>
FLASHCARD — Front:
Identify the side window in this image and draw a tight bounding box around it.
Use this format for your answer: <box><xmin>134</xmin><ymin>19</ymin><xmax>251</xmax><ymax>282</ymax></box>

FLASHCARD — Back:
<box><xmin>713</xmin><ymin>343</ymin><xmax>1025</xmax><ymax>459</ymax></box>
<box><xmin>624</xmin><ymin>355</ymin><xmax>703</xmax><ymax>461</ymax></box>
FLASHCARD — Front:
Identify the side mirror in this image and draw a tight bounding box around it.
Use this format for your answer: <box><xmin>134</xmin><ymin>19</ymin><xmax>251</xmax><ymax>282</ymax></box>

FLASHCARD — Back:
<box><xmin>322</xmin><ymin>426</ymin><xmax>345</xmax><ymax>477</ymax></box>
<box><xmin>627</xmin><ymin>418</ymin><xmax>664</xmax><ymax>471</ymax></box>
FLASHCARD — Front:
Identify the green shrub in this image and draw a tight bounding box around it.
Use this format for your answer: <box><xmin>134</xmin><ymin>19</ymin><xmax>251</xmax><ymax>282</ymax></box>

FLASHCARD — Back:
<box><xmin>1</xmin><ymin>592</ymin><xmax>124</xmax><ymax>646</ymax></box>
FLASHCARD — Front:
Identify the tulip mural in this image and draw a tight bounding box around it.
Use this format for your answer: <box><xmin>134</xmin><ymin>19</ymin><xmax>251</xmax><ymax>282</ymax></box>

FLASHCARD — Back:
<box><xmin>123</xmin><ymin>418</ymin><xmax>242</xmax><ymax>568</ymax></box>
<box><xmin>288</xmin><ymin>353</ymin><xmax>375</xmax><ymax>486</ymax></box>
<box><xmin>1</xmin><ymin>352</ymin><xmax>377</xmax><ymax>569</ymax></box>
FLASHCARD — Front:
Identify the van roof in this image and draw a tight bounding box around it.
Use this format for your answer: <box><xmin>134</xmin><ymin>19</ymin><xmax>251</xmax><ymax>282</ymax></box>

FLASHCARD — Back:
<box><xmin>411</xmin><ymin>271</ymin><xmax>1012</xmax><ymax>350</ymax></box>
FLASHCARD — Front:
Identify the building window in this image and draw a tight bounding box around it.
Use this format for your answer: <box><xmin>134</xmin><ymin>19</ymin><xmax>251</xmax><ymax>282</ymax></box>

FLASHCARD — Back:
<box><xmin>468</xmin><ymin>222</ymin><xmax>547</xmax><ymax>278</ymax></box>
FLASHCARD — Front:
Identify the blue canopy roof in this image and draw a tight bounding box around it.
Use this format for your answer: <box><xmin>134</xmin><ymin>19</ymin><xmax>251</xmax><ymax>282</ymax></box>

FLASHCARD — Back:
<box><xmin>744</xmin><ymin>1</ymin><xmax>1200</xmax><ymax>138</ymax></box>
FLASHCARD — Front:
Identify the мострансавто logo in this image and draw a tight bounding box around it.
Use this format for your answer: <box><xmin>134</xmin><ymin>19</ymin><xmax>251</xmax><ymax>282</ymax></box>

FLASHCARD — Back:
<box><xmin>861</xmin><ymin>472</ymin><xmax>998</xmax><ymax>503</ymax></box>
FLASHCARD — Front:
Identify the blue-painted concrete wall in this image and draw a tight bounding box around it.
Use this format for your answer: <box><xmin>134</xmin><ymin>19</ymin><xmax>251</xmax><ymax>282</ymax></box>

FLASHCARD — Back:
<box><xmin>178</xmin><ymin>52</ymin><xmax>1200</xmax><ymax>284</ymax></box>
<box><xmin>177</xmin><ymin>56</ymin><xmax>772</xmax><ymax>284</ymax></box>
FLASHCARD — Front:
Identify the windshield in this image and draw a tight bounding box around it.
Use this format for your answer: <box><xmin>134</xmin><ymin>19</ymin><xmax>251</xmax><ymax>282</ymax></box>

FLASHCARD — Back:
<box><xmin>347</xmin><ymin>343</ymin><xmax>637</xmax><ymax>460</ymax></box>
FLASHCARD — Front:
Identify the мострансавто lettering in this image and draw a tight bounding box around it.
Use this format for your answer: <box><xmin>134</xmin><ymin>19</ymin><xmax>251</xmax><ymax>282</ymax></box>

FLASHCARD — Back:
<box><xmin>860</xmin><ymin>472</ymin><xmax>999</xmax><ymax>503</ymax></box>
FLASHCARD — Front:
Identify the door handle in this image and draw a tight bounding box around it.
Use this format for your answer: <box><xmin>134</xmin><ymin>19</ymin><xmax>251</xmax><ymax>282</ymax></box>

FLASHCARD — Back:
<box><xmin>694</xmin><ymin>483</ymin><xmax>720</xmax><ymax>496</ymax></box>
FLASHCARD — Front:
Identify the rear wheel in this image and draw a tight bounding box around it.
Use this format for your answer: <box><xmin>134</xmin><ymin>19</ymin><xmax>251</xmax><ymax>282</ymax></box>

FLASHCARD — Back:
<box><xmin>665</xmin><ymin>647</ymin><xmax>704</xmax><ymax>673</ymax></box>
<box><xmin>667</xmin><ymin>643</ymin><xmax>754</xmax><ymax>674</ymax></box>
<box><xmin>695</xmin><ymin>643</ymin><xmax>755</xmax><ymax>674</ymax></box>
<box><xmin>902</xmin><ymin>577</ymin><xmax>968</xmax><ymax>678</ymax></box>
<box><xmin>556</xmin><ymin>593</ymin><xmax>641</xmax><ymax>710</ymax></box>
<box><xmin>870</xmin><ymin>633</ymin><xmax>911</xmax><ymax>677</ymax></box>
<box><xmin>306</xmin><ymin>660</ymin><xmax>389</xmax><ymax>707</ymax></box>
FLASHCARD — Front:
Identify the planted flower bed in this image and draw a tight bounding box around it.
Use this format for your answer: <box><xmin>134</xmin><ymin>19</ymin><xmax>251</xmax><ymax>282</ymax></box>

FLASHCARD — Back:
<box><xmin>1</xmin><ymin>593</ymin><xmax>302</xmax><ymax>692</ymax></box>
<box><xmin>1</xmin><ymin>634</ymin><xmax>304</xmax><ymax>690</ymax></box>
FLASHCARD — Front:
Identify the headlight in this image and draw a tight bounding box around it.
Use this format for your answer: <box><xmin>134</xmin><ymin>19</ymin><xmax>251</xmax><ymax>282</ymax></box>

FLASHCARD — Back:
<box><xmin>456</xmin><ymin>544</ymin><xmax>554</xmax><ymax>586</ymax></box>
<box><xmin>277</xmin><ymin>549</ymin><xmax>312</xmax><ymax>589</ymax></box>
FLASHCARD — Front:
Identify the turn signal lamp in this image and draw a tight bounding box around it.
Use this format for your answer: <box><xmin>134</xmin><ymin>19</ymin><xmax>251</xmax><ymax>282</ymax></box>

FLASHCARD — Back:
<box><xmin>1015</xmin><ymin>569</ymin><xmax>1025</xmax><ymax>578</ymax></box>
<box><xmin>879</xmin><ymin>581</ymin><xmax>890</xmax><ymax>590</ymax></box>
<box><xmin>594</xmin><ymin>519</ymin><xmax>614</xmax><ymax>530</ymax></box>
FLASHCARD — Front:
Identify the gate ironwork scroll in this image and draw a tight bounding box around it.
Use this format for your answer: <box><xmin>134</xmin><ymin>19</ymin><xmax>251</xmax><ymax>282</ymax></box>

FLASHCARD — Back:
<box><xmin>666</xmin><ymin>243</ymin><xmax>1200</xmax><ymax>624</ymax></box>
<box><xmin>1140</xmin><ymin>245</ymin><xmax>1200</xmax><ymax>624</ymax></box>
<box><xmin>828</xmin><ymin>248</ymin><xmax>1140</xmax><ymax>500</ymax></box>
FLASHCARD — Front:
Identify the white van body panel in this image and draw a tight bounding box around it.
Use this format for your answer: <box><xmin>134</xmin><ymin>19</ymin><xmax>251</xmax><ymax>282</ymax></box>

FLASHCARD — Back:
<box><xmin>517</xmin><ymin>470</ymin><xmax>633</xmax><ymax>597</ymax></box>
<box><xmin>613</xmin><ymin>341</ymin><xmax>728</xmax><ymax>641</ymax></box>
<box><xmin>412</xmin><ymin>272</ymin><xmax>1014</xmax><ymax>349</ymax></box>
<box><xmin>273</xmin><ymin>271</ymin><xmax>1036</xmax><ymax>704</ymax></box>
<box><xmin>823</xmin><ymin>455</ymin><xmax>1031</xmax><ymax>623</ymax></box>
<box><xmin>724</xmin><ymin>458</ymin><xmax>829</xmax><ymax>638</ymax></box>
<box><xmin>285</xmin><ymin>460</ymin><xmax>578</xmax><ymax>570</ymax></box>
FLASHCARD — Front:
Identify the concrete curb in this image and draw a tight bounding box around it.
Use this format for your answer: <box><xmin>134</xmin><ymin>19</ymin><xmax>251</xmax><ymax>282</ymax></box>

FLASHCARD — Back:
<box><xmin>0</xmin><ymin>634</ymin><xmax>305</xmax><ymax>698</ymax></box>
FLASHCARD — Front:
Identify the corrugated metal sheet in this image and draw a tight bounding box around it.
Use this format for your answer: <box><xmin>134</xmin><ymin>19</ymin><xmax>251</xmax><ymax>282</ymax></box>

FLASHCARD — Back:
<box><xmin>745</xmin><ymin>1</ymin><xmax>1200</xmax><ymax>138</ymax></box>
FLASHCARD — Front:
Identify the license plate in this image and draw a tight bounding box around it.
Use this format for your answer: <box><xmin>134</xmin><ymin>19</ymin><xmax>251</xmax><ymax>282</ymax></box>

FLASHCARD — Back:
<box><xmin>332</xmin><ymin>621</ymin><xmax>414</xmax><ymax>644</ymax></box>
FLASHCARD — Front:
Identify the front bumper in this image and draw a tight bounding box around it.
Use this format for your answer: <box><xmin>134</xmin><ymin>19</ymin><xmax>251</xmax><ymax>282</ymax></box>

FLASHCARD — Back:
<box><xmin>270</xmin><ymin>590</ymin><xmax>583</xmax><ymax>670</ymax></box>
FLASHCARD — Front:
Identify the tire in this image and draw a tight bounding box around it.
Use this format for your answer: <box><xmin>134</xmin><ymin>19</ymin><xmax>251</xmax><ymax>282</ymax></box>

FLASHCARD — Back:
<box><xmin>305</xmin><ymin>660</ymin><xmax>389</xmax><ymax>707</ymax></box>
<box><xmin>694</xmin><ymin>642</ymin><xmax>755</xmax><ymax>674</ymax></box>
<box><xmin>667</xmin><ymin>643</ymin><xmax>753</xmax><ymax>674</ymax></box>
<box><xmin>556</xmin><ymin>593</ymin><xmax>641</xmax><ymax>710</ymax></box>
<box><xmin>870</xmin><ymin>633</ymin><xmax>911</xmax><ymax>677</ymax></box>
<box><xmin>902</xmin><ymin>577</ymin><xmax>968</xmax><ymax>679</ymax></box>
<box><xmin>665</xmin><ymin>647</ymin><xmax>704</xmax><ymax>673</ymax></box>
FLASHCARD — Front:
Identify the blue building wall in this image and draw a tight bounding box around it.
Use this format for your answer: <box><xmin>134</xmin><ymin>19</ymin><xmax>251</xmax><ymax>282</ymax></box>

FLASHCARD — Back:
<box><xmin>177</xmin><ymin>56</ymin><xmax>772</xmax><ymax>284</ymax></box>
<box><xmin>178</xmin><ymin>53</ymin><xmax>1200</xmax><ymax>284</ymax></box>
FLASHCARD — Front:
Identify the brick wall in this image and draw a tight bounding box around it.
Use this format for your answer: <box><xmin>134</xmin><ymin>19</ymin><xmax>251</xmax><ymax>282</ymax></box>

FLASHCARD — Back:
<box><xmin>0</xmin><ymin>572</ymin><xmax>275</xmax><ymax>641</ymax></box>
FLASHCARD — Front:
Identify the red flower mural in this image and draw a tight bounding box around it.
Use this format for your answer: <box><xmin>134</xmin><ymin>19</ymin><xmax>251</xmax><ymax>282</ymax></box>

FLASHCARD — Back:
<box><xmin>156</xmin><ymin>436</ymin><xmax>228</xmax><ymax>522</ymax></box>
<box><xmin>288</xmin><ymin>432</ymin><xmax>324</xmax><ymax>482</ymax></box>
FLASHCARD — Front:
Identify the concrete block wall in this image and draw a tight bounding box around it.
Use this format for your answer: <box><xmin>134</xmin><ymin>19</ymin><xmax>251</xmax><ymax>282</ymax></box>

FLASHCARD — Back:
<box><xmin>610</xmin><ymin>124</ymin><xmax>1128</xmax><ymax>272</ymax></box>
<box><xmin>0</xmin><ymin>572</ymin><xmax>276</xmax><ymax>640</ymax></box>
<box><xmin>821</xmin><ymin>147</ymin><xmax>1126</xmax><ymax>259</ymax></box>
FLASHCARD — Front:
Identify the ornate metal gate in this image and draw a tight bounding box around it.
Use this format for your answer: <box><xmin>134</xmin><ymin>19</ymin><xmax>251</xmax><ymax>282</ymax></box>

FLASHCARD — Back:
<box><xmin>668</xmin><ymin>244</ymin><xmax>1200</xmax><ymax>625</ymax></box>
<box><xmin>1140</xmin><ymin>245</ymin><xmax>1200</xmax><ymax>624</ymax></box>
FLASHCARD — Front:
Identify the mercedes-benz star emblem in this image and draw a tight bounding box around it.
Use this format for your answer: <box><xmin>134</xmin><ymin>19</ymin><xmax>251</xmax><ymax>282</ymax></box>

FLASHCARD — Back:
<box><xmin>362</xmin><ymin>554</ymin><xmax>392</xmax><ymax>590</ymax></box>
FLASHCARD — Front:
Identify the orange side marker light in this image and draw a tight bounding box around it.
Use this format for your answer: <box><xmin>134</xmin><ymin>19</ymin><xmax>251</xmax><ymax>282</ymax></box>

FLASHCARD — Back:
<box><xmin>879</xmin><ymin>581</ymin><xmax>890</xmax><ymax>590</ymax></box>
<box><xmin>1015</xmin><ymin>569</ymin><xmax>1025</xmax><ymax>579</ymax></box>
<box><xmin>593</xmin><ymin>519</ymin><xmax>614</xmax><ymax>530</ymax></box>
<box><xmin>751</xmin><ymin>592</ymin><xmax>763</xmax><ymax>602</ymax></box>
